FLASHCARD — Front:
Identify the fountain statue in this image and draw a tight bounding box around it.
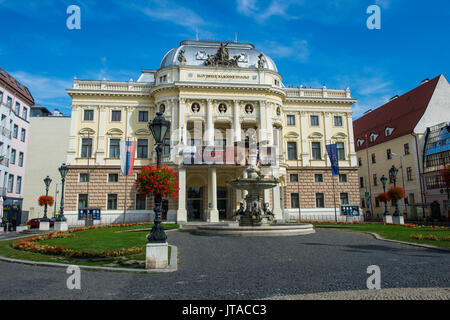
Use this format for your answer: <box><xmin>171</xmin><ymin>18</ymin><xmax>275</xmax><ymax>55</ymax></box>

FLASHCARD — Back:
<box><xmin>227</xmin><ymin>164</ymin><xmax>279</xmax><ymax>226</ymax></box>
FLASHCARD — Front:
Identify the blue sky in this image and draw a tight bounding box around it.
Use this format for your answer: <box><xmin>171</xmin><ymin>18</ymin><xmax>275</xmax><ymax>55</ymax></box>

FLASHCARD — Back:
<box><xmin>0</xmin><ymin>0</ymin><xmax>449</xmax><ymax>118</ymax></box>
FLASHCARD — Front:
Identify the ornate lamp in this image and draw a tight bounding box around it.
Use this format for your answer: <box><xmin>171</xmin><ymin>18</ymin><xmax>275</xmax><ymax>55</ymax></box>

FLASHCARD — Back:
<box><xmin>147</xmin><ymin>112</ymin><xmax>170</xmax><ymax>243</ymax></box>
<box><xmin>57</xmin><ymin>163</ymin><xmax>69</xmax><ymax>222</ymax></box>
<box><xmin>389</xmin><ymin>165</ymin><xmax>401</xmax><ymax>216</ymax></box>
<box><xmin>380</xmin><ymin>174</ymin><xmax>389</xmax><ymax>216</ymax></box>
<box><xmin>42</xmin><ymin>176</ymin><xmax>52</xmax><ymax>221</ymax></box>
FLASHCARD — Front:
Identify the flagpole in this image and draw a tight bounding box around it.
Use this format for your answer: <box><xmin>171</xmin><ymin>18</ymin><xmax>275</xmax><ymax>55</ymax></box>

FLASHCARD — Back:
<box><xmin>123</xmin><ymin>172</ymin><xmax>127</xmax><ymax>224</ymax></box>
<box><xmin>332</xmin><ymin>174</ymin><xmax>337</xmax><ymax>222</ymax></box>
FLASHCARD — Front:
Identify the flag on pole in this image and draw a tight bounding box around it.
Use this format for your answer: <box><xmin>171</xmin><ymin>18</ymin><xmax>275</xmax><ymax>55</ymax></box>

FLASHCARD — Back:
<box><xmin>120</xmin><ymin>141</ymin><xmax>136</xmax><ymax>176</ymax></box>
<box><xmin>326</xmin><ymin>144</ymin><xmax>340</xmax><ymax>176</ymax></box>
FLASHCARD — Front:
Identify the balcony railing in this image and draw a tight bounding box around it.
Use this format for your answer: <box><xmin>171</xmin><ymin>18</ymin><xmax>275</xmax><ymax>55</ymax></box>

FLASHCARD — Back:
<box><xmin>284</xmin><ymin>87</ymin><xmax>352</xmax><ymax>99</ymax></box>
<box><xmin>0</xmin><ymin>126</ymin><xmax>12</xmax><ymax>139</ymax></box>
<box><xmin>72</xmin><ymin>79</ymin><xmax>153</xmax><ymax>93</ymax></box>
<box><xmin>0</xmin><ymin>157</ymin><xmax>9</xmax><ymax>167</ymax></box>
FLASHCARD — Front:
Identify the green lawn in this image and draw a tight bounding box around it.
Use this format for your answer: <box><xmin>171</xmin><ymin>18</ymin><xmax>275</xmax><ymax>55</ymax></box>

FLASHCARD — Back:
<box><xmin>0</xmin><ymin>223</ymin><xmax>178</xmax><ymax>269</ymax></box>
<box><xmin>310</xmin><ymin>222</ymin><xmax>450</xmax><ymax>248</ymax></box>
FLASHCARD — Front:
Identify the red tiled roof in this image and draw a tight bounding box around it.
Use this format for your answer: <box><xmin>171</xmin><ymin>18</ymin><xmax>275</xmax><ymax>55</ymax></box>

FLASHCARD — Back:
<box><xmin>0</xmin><ymin>67</ymin><xmax>35</xmax><ymax>105</ymax></box>
<box><xmin>353</xmin><ymin>75</ymin><xmax>441</xmax><ymax>152</ymax></box>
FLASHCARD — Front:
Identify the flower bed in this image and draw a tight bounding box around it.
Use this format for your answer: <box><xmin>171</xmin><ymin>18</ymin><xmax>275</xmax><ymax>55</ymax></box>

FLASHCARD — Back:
<box><xmin>10</xmin><ymin>223</ymin><xmax>157</xmax><ymax>258</ymax></box>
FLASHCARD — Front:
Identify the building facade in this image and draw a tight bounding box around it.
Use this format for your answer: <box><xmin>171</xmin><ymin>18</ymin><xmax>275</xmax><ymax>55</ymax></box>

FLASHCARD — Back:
<box><xmin>22</xmin><ymin>106</ymin><xmax>71</xmax><ymax>220</ymax></box>
<box><xmin>353</xmin><ymin>75</ymin><xmax>450</xmax><ymax>220</ymax></box>
<box><xmin>0</xmin><ymin>67</ymin><xmax>33</xmax><ymax>222</ymax></box>
<box><xmin>64</xmin><ymin>40</ymin><xmax>359</xmax><ymax>226</ymax></box>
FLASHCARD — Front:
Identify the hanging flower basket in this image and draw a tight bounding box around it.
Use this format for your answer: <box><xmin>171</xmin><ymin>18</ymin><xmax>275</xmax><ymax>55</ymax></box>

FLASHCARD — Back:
<box><xmin>387</xmin><ymin>187</ymin><xmax>405</xmax><ymax>200</ymax></box>
<box><xmin>136</xmin><ymin>165</ymin><xmax>179</xmax><ymax>198</ymax></box>
<box><xmin>38</xmin><ymin>195</ymin><xmax>54</xmax><ymax>207</ymax></box>
<box><xmin>440</xmin><ymin>165</ymin><xmax>450</xmax><ymax>188</ymax></box>
<box><xmin>376</xmin><ymin>192</ymin><xmax>391</xmax><ymax>203</ymax></box>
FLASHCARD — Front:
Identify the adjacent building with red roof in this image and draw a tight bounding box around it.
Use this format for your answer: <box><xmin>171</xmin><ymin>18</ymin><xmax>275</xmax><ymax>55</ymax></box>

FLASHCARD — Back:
<box><xmin>353</xmin><ymin>74</ymin><xmax>450</xmax><ymax>221</ymax></box>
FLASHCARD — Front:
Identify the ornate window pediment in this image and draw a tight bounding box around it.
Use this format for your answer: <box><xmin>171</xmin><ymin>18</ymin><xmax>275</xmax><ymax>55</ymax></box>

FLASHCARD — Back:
<box><xmin>79</xmin><ymin>128</ymin><xmax>95</xmax><ymax>135</ymax></box>
<box><xmin>308</xmin><ymin>132</ymin><xmax>323</xmax><ymax>139</ymax></box>
<box><xmin>135</xmin><ymin>128</ymin><xmax>151</xmax><ymax>136</ymax></box>
<box><xmin>284</xmin><ymin>132</ymin><xmax>299</xmax><ymax>139</ymax></box>
<box><xmin>385</xmin><ymin>127</ymin><xmax>395</xmax><ymax>137</ymax></box>
<box><xmin>332</xmin><ymin>132</ymin><xmax>348</xmax><ymax>139</ymax></box>
<box><xmin>106</xmin><ymin>128</ymin><xmax>124</xmax><ymax>136</ymax></box>
<box><xmin>370</xmin><ymin>133</ymin><xmax>379</xmax><ymax>142</ymax></box>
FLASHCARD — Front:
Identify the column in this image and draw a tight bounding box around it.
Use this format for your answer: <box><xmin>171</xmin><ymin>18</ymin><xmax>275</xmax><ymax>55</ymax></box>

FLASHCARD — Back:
<box><xmin>259</xmin><ymin>100</ymin><xmax>267</xmax><ymax>142</ymax></box>
<box><xmin>171</xmin><ymin>100</ymin><xmax>178</xmax><ymax>147</ymax></box>
<box><xmin>324</xmin><ymin>112</ymin><xmax>331</xmax><ymax>166</ymax></box>
<box><xmin>207</xmin><ymin>167</ymin><xmax>219</xmax><ymax>222</ymax></box>
<box><xmin>206</xmin><ymin>99</ymin><xmax>214</xmax><ymax>146</ymax></box>
<box><xmin>300</xmin><ymin>112</ymin><xmax>309</xmax><ymax>165</ymax></box>
<box><xmin>178</xmin><ymin>98</ymin><xmax>187</xmax><ymax>145</ymax></box>
<box><xmin>233</xmin><ymin>100</ymin><xmax>241</xmax><ymax>143</ymax></box>
<box><xmin>177</xmin><ymin>167</ymin><xmax>187</xmax><ymax>224</ymax></box>
<box><xmin>67</xmin><ymin>105</ymin><xmax>78</xmax><ymax>164</ymax></box>
<box><xmin>96</xmin><ymin>105</ymin><xmax>106</xmax><ymax>164</ymax></box>
<box><xmin>272</xmin><ymin>184</ymin><xmax>283</xmax><ymax>221</ymax></box>
<box><xmin>267</xmin><ymin>103</ymin><xmax>273</xmax><ymax>145</ymax></box>
<box><xmin>347</xmin><ymin>113</ymin><xmax>357</xmax><ymax>167</ymax></box>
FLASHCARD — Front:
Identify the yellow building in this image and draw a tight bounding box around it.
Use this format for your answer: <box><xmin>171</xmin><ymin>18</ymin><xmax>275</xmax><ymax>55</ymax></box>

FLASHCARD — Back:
<box><xmin>64</xmin><ymin>40</ymin><xmax>359</xmax><ymax>226</ymax></box>
<box><xmin>353</xmin><ymin>74</ymin><xmax>450</xmax><ymax>220</ymax></box>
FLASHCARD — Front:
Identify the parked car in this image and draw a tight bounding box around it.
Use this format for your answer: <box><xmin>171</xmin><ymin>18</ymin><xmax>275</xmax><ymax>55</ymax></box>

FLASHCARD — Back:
<box><xmin>27</xmin><ymin>218</ymin><xmax>55</xmax><ymax>229</ymax></box>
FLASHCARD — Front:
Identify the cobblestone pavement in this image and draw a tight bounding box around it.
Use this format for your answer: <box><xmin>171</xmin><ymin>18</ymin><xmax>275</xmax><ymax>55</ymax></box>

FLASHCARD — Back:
<box><xmin>0</xmin><ymin>229</ymin><xmax>449</xmax><ymax>299</ymax></box>
<box><xmin>265</xmin><ymin>287</ymin><xmax>450</xmax><ymax>300</ymax></box>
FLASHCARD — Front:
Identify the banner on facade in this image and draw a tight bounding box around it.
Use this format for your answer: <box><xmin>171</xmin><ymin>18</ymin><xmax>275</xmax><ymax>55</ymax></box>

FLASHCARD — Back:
<box><xmin>183</xmin><ymin>145</ymin><xmax>277</xmax><ymax>166</ymax></box>
<box><xmin>326</xmin><ymin>144</ymin><xmax>340</xmax><ymax>176</ymax></box>
<box><xmin>120</xmin><ymin>141</ymin><xmax>137</xmax><ymax>176</ymax></box>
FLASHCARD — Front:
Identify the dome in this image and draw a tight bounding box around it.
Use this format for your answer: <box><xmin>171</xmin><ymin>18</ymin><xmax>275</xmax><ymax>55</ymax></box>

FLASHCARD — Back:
<box><xmin>159</xmin><ymin>40</ymin><xmax>278</xmax><ymax>73</ymax></box>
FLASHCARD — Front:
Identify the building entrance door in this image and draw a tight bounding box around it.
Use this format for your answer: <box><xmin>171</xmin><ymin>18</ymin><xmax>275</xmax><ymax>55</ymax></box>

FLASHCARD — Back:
<box><xmin>217</xmin><ymin>187</ymin><xmax>229</xmax><ymax>220</ymax></box>
<box><xmin>187</xmin><ymin>187</ymin><xmax>203</xmax><ymax>221</ymax></box>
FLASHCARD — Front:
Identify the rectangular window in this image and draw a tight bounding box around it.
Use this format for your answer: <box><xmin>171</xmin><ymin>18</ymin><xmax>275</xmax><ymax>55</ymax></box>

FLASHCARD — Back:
<box><xmin>404</xmin><ymin>143</ymin><xmax>410</xmax><ymax>155</ymax></box>
<box><xmin>10</xmin><ymin>149</ymin><xmax>16</xmax><ymax>165</ymax></box>
<box><xmin>340</xmin><ymin>193</ymin><xmax>349</xmax><ymax>205</ymax></box>
<box><xmin>111</xmin><ymin>110</ymin><xmax>121</xmax><ymax>122</ymax></box>
<box><xmin>7</xmin><ymin>174</ymin><xmax>14</xmax><ymax>193</ymax></box>
<box><xmin>18</xmin><ymin>152</ymin><xmax>23</xmax><ymax>167</ymax></box>
<box><xmin>373</xmin><ymin>174</ymin><xmax>378</xmax><ymax>186</ymax></box>
<box><xmin>290</xmin><ymin>174</ymin><xmax>298</xmax><ymax>182</ymax></box>
<box><xmin>0</xmin><ymin>91</ymin><xmax>3</xmax><ymax>103</ymax></box>
<box><xmin>334</xmin><ymin>116</ymin><xmax>343</xmax><ymax>126</ymax></box>
<box><xmin>375</xmin><ymin>197</ymin><xmax>380</xmax><ymax>207</ymax></box>
<box><xmin>15</xmin><ymin>102</ymin><xmax>20</xmax><ymax>115</ymax></box>
<box><xmin>20</xmin><ymin>128</ymin><xmax>26</xmax><ymax>142</ymax></box>
<box><xmin>138</xmin><ymin>111</ymin><xmax>149</xmax><ymax>122</ymax></box>
<box><xmin>310</xmin><ymin>115</ymin><xmax>319</xmax><ymax>126</ymax></box>
<box><xmin>312</xmin><ymin>142</ymin><xmax>321</xmax><ymax>160</ymax></box>
<box><xmin>81</xmin><ymin>138</ymin><xmax>93</xmax><ymax>158</ymax></box>
<box><xmin>78</xmin><ymin>194</ymin><xmax>88</xmax><ymax>210</ymax></box>
<box><xmin>137</xmin><ymin>139</ymin><xmax>148</xmax><ymax>158</ymax></box>
<box><xmin>336</xmin><ymin>142</ymin><xmax>345</xmax><ymax>160</ymax></box>
<box><xmin>358</xmin><ymin>157</ymin><xmax>362</xmax><ymax>167</ymax></box>
<box><xmin>407</xmin><ymin>167</ymin><xmax>413</xmax><ymax>181</ymax></box>
<box><xmin>316</xmin><ymin>193</ymin><xmax>325</xmax><ymax>208</ymax></box>
<box><xmin>387</xmin><ymin>149</ymin><xmax>392</xmax><ymax>160</ymax></box>
<box><xmin>16</xmin><ymin>176</ymin><xmax>22</xmax><ymax>194</ymax></box>
<box><xmin>23</xmin><ymin>107</ymin><xmax>28</xmax><ymax>120</ymax></box>
<box><xmin>314</xmin><ymin>174</ymin><xmax>323</xmax><ymax>183</ymax></box>
<box><xmin>13</xmin><ymin>125</ymin><xmax>18</xmax><ymax>139</ymax></box>
<box><xmin>6</xmin><ymin>96</ymin><xmax>12</xmax><ymax>108</ymax></box>
<box><xmin>339</xmin><ymin>174</ymin><xmax>347</xmax><ymax>183</ymax></box>
<box><xmin>287</xmin><ymin>142</ymin><xmax>297</xmax><ymax>160</ymax></box>
<box><xmin>163</xmin><ymin>138</ymin><xmax>171</xmax><ymax>156</ymax></box>
<box><xmin>287</xmin><ymin>115</ymin><xmax>295</xmax><ymax>126</ymax></box>
<box><xmin>136</xmin><ymin>194</ymin><xmax>146</xmax><ymax>210</ymax></box>
<box><xmin>84</xmin><ymin>110</ymin><xmax>94</xmax><ymax>121</ymax></box>
<box><xmin>79</xmin><ymin>173</ymin><xmax>89</xmax><ymax>182</ymax></box>
<box><xmin>291</xmin><ymin>193</ymin><xmax>299</xmax><ymax>209</ymax></box>
<box><xmin>371</xmin><ymin>153</ymin><xmax>376</xmax><ymax>164</ymax></box>
<box><xmin>109</xmin><ymin>139</ymin><xmax>120</xmax><ymax>158</ymax></box>
<box><xmin>107</xmin><ymin>194</ymin><xmax>118</xmax><ymax>210</ymax></box>
<box><xmin>360</xmin><ymin>177</ymin><xmax>364</xmax><ymax>188</ymax></box>
<box><xmin>108</xmin><ymin>173</ymin><xmax>119</xmax><ymax>182</ymax></box>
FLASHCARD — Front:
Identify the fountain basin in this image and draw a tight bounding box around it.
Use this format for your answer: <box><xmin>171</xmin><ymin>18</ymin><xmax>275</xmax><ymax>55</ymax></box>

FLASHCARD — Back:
<box><xmin>192</xmin><ymin>223</ymin><xmax>315</xmax><ymax>237</ymax></box>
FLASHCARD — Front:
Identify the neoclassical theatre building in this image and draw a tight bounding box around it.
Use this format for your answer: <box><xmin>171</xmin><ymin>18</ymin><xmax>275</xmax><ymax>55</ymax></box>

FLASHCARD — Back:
<box><xmin>63</xmin><ymin>40</ymin><xmax>359</xmax><ymax>225</ymax></box>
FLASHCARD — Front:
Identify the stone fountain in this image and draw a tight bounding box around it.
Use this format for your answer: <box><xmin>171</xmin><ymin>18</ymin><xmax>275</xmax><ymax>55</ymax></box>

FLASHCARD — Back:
<box><xmin>227</xmin><ymin>164</ymin><xmax>279</xmax><ymax>226</ymax></box>
<box><xmin>192</xmin><ymin>162</ymin><xmax>315</xmax><ymax>237</ymax></box>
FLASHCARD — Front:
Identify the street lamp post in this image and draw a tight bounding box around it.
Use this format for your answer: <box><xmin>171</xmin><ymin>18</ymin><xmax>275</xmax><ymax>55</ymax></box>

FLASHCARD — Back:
<box><xmin>380</xmin><ymin>174</ymin><xmax>389</xmax><ymax>216</ymax></box>
<box><xmin>56</xmin><ymin>163</ymin><xmax>69</xmax><ymax>222</ymax></box>
<box><xmin>392</xmin><ymin>152</ymin><xmax>407</xmax><ymax>215</ymax></box>
<box><xmin>147</xmin><ymin>112</ymin><xmax>169</xmax><ymax>243</ymax></box>
<box><xmin>389</xmin><ymin>165</ymin><xmax>400</xmax><ymax>216</ymax></box>
<box><xmin>42</xmin><ymin>176</ymin><xmax>52</xmax><ymax>222</ymax></box>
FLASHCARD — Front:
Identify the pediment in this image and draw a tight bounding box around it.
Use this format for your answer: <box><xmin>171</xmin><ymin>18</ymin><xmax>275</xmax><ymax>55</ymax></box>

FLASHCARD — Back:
<box><xmin>332</xmin><ymin>132</ymin><xmax>348</xmax><ymax>139</ymax></box>
<box><xmin>106</xmin><ymin>128</ymin><xmax>124</xmax><ymax>135</ymax></box>
<box><xmin>284</xmin><ymin>132</ymin><xmax>299</xmax><ymax>138</ymax></box>
<box><xmin>308</xmin><ymin>132</ymin><xmax>323</xmax><ymax>139</ymax></box>
<box><xmin>135</xmin><ymin>129</ymin><xmax>151</xmax><ymax>135</ymax></box>
<box><xmin>79</xmin><ymin>128</ymin><xmax>95</xmax><ymax>135</ymax></box>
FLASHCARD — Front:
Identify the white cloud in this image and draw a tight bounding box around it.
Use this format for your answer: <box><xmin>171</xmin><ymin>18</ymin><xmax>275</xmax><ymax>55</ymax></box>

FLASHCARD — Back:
<box><xmin>236</xmin><ymin>0</ymin><xmax>299</xmax><ymax>21</ymax></box>
<box><xmin>260</xmin><ymin>40</ymin><xmax>310</xmax><ymax>62</ymax></box>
